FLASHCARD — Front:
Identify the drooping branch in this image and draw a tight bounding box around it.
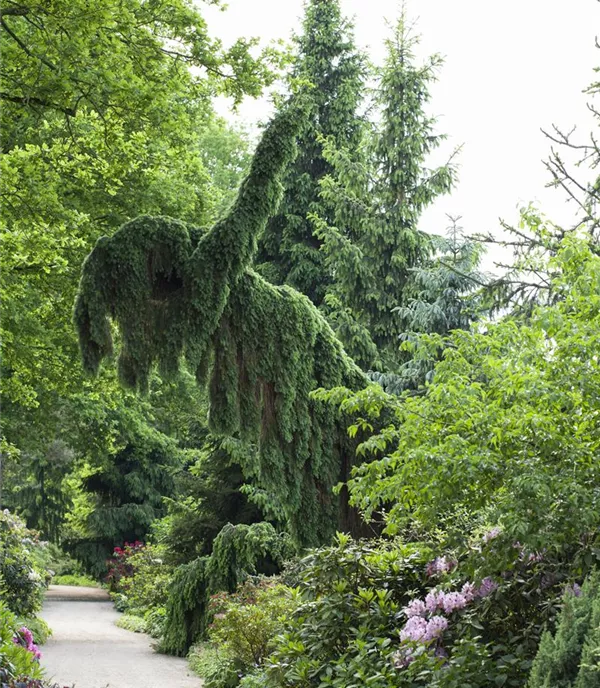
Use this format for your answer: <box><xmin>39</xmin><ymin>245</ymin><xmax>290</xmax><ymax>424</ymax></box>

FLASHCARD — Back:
<box><xmin>74</xmin><ymin>96</ymin><xmax>368</xmax><ymax>545</ymax></box>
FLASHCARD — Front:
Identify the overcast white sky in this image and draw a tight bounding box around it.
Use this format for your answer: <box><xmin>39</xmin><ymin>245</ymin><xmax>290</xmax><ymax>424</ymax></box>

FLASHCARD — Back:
<box><xmin>203</xmin><ymin>0</ymin><xmax>599</xmax><ymax>269</ymax></box>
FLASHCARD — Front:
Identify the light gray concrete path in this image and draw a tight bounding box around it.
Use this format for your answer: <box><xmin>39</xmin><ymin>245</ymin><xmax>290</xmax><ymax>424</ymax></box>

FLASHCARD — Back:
<box><xmin>46</xmin><ymin>585</ymin><xmax>110</xmax><ymax>601</ymax></box>
<box><xmin>41</xmin><ymin>590</ymin><xmax>201</xmax><ymax>688</ymax></box>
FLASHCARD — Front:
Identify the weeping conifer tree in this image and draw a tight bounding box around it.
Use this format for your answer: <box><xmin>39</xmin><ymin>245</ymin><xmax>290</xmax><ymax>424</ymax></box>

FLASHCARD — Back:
<box><xmin>256</xmin><ymin>0</ymin><xmax>365</xmax><ymax>305</ymax></box>
<box><xmin>74</xmin><ymin>95</ymin><xmax>368</xmax><ymax>549</ymax></box>
<box><xmin>313</xmin><ymin>14</ymin><xmax>458</xmax><ymax>372</ymax></box>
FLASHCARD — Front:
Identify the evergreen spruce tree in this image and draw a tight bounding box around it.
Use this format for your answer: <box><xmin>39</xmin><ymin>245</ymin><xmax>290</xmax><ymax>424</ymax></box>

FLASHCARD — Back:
<box><xmin>256</xmin><ymin>0</ymin><xmax>365</xmax><ymax>305</ymax></box>
<box><xmin>372</xmin><ymin>217</ymin><xmax>488</xmax><ymax>393</ymax></box>
<box><xmin>314</xmin><ymin>14</ymin><xmax>457</xmax><ymax>372</ymax></box>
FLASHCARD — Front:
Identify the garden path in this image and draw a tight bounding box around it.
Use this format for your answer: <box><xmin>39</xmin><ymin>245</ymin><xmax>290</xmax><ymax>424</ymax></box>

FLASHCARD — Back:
<box><xmin>41</xmin><ymin>587</ymin><xmax>202</xmax><ymax>688</ymax></box>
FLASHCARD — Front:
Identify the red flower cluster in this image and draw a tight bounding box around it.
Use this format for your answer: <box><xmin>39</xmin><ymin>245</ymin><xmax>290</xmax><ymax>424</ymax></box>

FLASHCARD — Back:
<box><xmin>105</xmin><ymin>541</ymin><xmax>145</xmax><ymax>592</ymax></box>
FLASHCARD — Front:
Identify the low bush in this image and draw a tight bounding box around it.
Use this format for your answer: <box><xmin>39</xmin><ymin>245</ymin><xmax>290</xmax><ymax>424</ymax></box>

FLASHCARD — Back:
<box><xmin>115</xmin><ymin>614</ymin><xmax>147</xmax><ymax>634</ymax></box>
<box><xmin>189</xmin><ymin>578</ymin><xmax>298</xmax><ymax>687</ymax></box>
<box><xmin>187</xmin><ymin>643</ymin><xmax>239</xmax><ymax>688</ymax></box>
<box><xmin>51</xmin><ymin>575</ymin><xmax>98</xmax><ymax>588</ymax></box>
<box><xmin>0</xmin><ymin>511</ymin><xmax>47</xmax><ymax>617</ymax></box>
<box><xmin>143</xmin><ymin>606</ymin><xmax>167</xmax><ymax>639</ymax></box>
<box><xmin>209</xmin><ymin>579</ymin><xmax>298</xmax><ymax>669</ymax></box>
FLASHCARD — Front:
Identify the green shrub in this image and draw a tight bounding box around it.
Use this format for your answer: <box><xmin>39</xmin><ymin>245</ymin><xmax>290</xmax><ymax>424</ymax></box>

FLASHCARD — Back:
<box><xmin>163</xmin><ymin>522</ymin><xmax>292</xmax><ymax>656</ymax></box>
<box><xmin>238</xmin><ymin>673</ymin><xmax>268</xmax><ymax>688</ymax></box>
<box><xmin>0</xmin><ymin>511</ymin><xmax>46</xmax><ymax>616</ymax></box>
<box><xmin>116</xmin><ymin>614</ymin><xmax>147</xmax><ymax>634</ymax></box>
<box><xmin>144</xmin><ymin>605</ymin><xmax>167</xmax><ymax>639</ymax></box>
<box><xmin>188</xmin><ymin>643</ymin><xmax>240</xmax><ymax>688</ymax></box>
<box><xmin>528</xmin><ymin>570</ymin><xmax>600</xmax><ymax>688</ymax></box>
<box><xmin>209</xmin><ymin>579</ymin><xmax>298</xmax><ymax>670</ymax></box>
<box><xmin>52</xmin><ymin>574</ymin><xmax>99</xmax><ymax>587</ymax></box>
<box><xmin>115</xmin><ymin>543</ymin><xmax>173</xmax><ymax>616</ymax></box>
<box><xmin>265</xmin><ymin>534</ymin><xmax>557</xmax><ymax>688</ymax></box>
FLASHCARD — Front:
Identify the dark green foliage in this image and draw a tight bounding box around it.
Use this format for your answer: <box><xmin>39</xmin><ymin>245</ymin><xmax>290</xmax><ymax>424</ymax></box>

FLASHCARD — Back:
<box><xmin>164</xmin><ymin>438</ymin><xmax>263</xmax><ymax>566</ymax></box>
<box><xmin>10</xmin><ymin>440</ymin><xmax>74</xmax><ymax>543</ymax></box>
<box><xmin>265</xmin><ymin>534</ymin><xmax>434</xmax><ymax>687</ymax></box>
<box><xmin>75</xmin><ymin>97</ymin><xmax>369</xmax><ymax>547</ymax></box>
<box><xmin>315</xmin><ymin>15</ymin><xmax>457</xmax><ymax>373</ymax></box>
<box><xmin>65</xmin><ymin>413</ymin><xmax>179</xmax><ymax>575</ymax></box>
<box><xmin>257</xmin><ymin>0</ymin><xmax>365</xmax><ymax>304</ymax></box>
<box><xmin>528</xmin><ymin>571</ymin><xmax>600</xmax><ymax>688</ymax></box>
<box><xmin>0</xmin><ymin>512</ymin><xmax>46</xmax><ymax>618</ymax></box>
<box><xmin>371</xmin><ymin>219</ymin><xmax>488</xmax><ymax>393</ymax></box>
<box><xmin>162</xmin><ymin>522</ymin><xmax>293</xmax><ymax>655</ymax></box>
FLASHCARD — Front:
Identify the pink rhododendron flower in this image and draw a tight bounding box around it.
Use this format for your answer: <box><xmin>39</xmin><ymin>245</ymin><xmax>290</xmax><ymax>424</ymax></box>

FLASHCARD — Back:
<box><xmin>441</xmin><ymin>591</ymin><xmax>467</xmax><ymax>614</ymax></box>
<box><xmin>482</xmin><ymin>526</ymin><xmax>502</xmax><ymax>543</ymax></box>
<box><xmin>461</xmin><ymin>581</ymin><xmax>477</xmax><ymax>602</ymax></box>
<box><xmin>425</xmin><ymin>589</ymin><xmax>444</xmax><ymax>613</ymax></box>
<box><xmin>400</xmin><ymin>615</ymin><xmax>428</xmax><ymax>642</ymax></box>
<box><xmin>403</xmin><ymin>598</ymin><xmax>427</xmax><ymax>618</ymax></box>
<box><xmin>424</xmin><ymin>615</ymin><xmax>448</xmax><ymax>641</ymax></box>
<box><xmin>426</xmin><ymin>556</ymin><xmax>457</xmax><ymax>577</ymax></box>
<box><xmin>478</xmin><ymin>577</ymin><xmax>498</xmax><ymax>597</ymax></box>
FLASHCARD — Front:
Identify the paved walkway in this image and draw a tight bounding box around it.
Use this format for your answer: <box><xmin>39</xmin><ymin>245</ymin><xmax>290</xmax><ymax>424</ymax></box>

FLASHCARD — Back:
<box><xmin>41</xmin><ymin>587</ymin><xmax>201</xmax><ymax>688</ymax></box>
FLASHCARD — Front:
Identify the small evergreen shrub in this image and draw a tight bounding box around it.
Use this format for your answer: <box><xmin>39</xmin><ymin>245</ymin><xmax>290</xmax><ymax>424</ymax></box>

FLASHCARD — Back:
<box><xmin>528</xmin><ymin>570</ymin><xmax>600</xmax><ymax>688</ymax></box>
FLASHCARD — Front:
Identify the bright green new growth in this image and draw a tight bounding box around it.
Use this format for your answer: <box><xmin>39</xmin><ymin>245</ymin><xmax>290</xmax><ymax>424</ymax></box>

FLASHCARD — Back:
<box><xmin>74</xmin><ymin>97</ymin><xmax>368</xmax><ymax>547</ymax></box>
<box><xmin>528</xmin><ymin>570</ymin><xmax>600</xmax><ymax>688</ymax></box>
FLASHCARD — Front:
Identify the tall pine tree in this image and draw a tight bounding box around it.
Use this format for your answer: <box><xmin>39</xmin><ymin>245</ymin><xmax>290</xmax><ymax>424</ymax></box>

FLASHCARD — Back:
<box><xmin>313</xmin><ymin>14</ymin><xmax>458</xmax><ymax>371</ymax></box>
<box><xmin>256</xmin><ymin>0</ymin><xmax>365</xmax><ymax>305</ymax></box>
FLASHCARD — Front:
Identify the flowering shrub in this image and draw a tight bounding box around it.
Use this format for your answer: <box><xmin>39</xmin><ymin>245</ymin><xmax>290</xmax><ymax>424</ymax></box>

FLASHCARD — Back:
<box><xmin>394</xmin><ymin>579</ymin><xmax>498</xmax><ymax>668</ymax></box>
<box><xmin>106</xmin><ymin>542</ymin><xmax>172</xmax><ymax>639</ymax></box>
<box><xmin>0</xmin><ymin>511</ymin><xmax>46</xmax><ymax>617</ymax></box>
<box><xmin>13</xmin><ymin>627</ymin><xmax>41</xmax><ymax>662</ymax></box>
<box><xmin>0</xmin><ymin>602</ymin><xmax>42</xmax><ymax>682</ymax></box>
<box><xmin>105</xmin><ymin>541</ymin><xmax>144</xmax><ymax>592</ymax></box>
<box><xmin>264</xmin><ymin>533</ymin><xmax>587</xmax><ymax>687</ymax></box>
